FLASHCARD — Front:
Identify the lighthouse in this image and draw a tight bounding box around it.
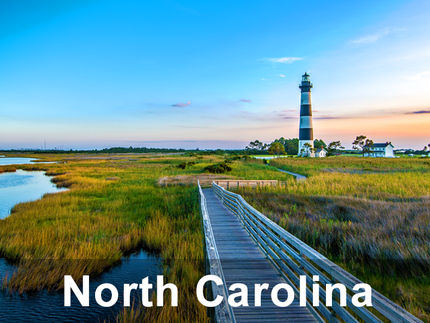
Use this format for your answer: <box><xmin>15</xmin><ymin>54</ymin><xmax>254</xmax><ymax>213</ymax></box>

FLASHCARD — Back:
<box><xmin>298</xmin><ymin>72</ymin><xmax>314</xmax><ymax>157</ymax></box>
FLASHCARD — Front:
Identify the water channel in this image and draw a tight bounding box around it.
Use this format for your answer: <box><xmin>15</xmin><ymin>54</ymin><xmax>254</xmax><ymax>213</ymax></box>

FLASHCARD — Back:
<box><xmin>0</xmin><ymin>157</ymin><xmax>163</xmax><ymax>322</ymax></box>
<box><xmin>0</xmin><ymin>251</ymin><xmax>162</xmax><ymax>322</ymax></box>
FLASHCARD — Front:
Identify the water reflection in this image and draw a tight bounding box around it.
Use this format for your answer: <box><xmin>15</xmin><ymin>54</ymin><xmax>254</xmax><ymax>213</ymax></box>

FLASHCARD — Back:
<box><xmin>0</xmin><ymin>157</ymin><xmax>41</xmax><ymax>165</ymax></box>
<box><xmin>0</xmin><ymin>250</ymin><xmax>162</xmax><ymax>323</ymax></box>
<box><xmin>0</xmin><ymin>170</ymin><xmax>67</xmax><ymax>219</ymax></box>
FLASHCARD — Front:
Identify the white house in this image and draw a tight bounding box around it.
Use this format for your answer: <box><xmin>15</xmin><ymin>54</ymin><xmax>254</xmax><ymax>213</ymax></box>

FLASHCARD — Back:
<box><xmin>364</xmin><ymin>142</ymin><xmax>395</xmax><ymax>158</ymax></box>
<box><xmin>314</xmin><ymin>147</ymin><xmax>327</xmax><ymax>158</ymax></box>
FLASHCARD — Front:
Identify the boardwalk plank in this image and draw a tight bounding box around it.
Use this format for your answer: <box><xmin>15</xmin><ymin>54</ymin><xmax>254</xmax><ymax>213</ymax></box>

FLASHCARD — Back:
<box><xmin>202</xmin><ymin>188</ymin><xmax>317</xmax><ymax>323</ymax></box>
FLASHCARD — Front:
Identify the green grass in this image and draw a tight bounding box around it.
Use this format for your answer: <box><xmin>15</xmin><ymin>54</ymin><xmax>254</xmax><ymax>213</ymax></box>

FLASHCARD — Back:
<box><xmin>271</xmin><ymin>155</ymin><xmax>430</xmax><ymax>177</ymax></box>
<box><xmin>230</xmin><ymin>159</ymin><xmax>293</xmax><ymax>180</ymax></box>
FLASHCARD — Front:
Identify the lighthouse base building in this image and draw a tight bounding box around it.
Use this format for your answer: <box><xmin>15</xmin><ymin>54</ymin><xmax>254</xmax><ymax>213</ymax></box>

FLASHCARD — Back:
<box><xmin>298</xmin><ymin>140</ymin><xmax>314</xmax><ymax>157</ymax></box>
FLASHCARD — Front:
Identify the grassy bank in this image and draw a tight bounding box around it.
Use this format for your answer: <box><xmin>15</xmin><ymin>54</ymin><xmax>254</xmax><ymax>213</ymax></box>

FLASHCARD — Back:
<box><xmin>0</xmin><ymin>165</ymin><xmax>17</xmax><ymax>173</ymax></box>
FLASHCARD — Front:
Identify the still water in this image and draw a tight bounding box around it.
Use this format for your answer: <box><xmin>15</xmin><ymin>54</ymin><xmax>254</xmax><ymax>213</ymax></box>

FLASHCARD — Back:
<box><xmin>0</xmin><ymin>170</ymin><xmax>67</xmax><ymax>219</ymax></box>
<box><xmin>253</xmin><ymin>156</ymin><xmax>289</xmax><ymax>159</ymax></box>
<box><xmin>0</xmin><ymin>251</ymin><xmax>162</xmax><ymax>323</ymax></box>
<box><xmin>0</xmin><ymin>157</ymin><xmax>43</xmax><ymax>165</ymax></box>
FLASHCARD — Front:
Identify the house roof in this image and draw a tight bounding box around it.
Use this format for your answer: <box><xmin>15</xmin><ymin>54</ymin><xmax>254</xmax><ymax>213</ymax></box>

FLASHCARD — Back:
<box><xmin>365</xmin><ymin>142</ymin><xmax>394</xmax><ymax>148</ymax></box>
<box><xmin>316</xmin><ymin>148</ymin><xmax>326</xmax><ymax>153</ymax></box>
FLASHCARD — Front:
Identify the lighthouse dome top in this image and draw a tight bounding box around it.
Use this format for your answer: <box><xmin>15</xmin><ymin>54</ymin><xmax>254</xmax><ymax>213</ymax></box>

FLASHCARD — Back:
<box><xmin>299</xmin><ymin>72</ymin><xmax>313</xmax><ymax>91</ymax></box>
<box><xmin>302</xmin><ymin>72</ymin><xmax>311</xmax><ymax>82</ymax></box>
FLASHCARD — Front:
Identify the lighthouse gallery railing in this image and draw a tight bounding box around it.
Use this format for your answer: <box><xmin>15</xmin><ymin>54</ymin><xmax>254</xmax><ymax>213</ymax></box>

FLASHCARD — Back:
<box><xmin>212</xmin><ymin>181</ymin><xmax>422</xmax><ymax>323</ymax></box>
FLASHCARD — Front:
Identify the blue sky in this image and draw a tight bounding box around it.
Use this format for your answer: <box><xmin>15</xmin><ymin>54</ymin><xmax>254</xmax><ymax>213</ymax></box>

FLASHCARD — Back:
<box><xmin>1</xmin><ymin>0</ymin><xmax>429</xmax><ymax>149</ymax></box>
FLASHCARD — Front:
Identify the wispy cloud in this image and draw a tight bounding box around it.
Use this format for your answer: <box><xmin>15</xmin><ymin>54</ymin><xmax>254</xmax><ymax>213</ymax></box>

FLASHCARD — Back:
<box><xmin>314</xmin><ymin>116</ymin><xmax>339</xmax><ymax>120</ymax></box>
<box><xmin>407</xmin><ymin>71</ymin><xmax>430</xmax><ymax>81</ymax></box>
<box><xmin>262</xmin><ymin>57</ymin><xmax>302</xmax><ymax>64</ymax></box>
<box><xmin>239</xmin><ymin>99</ymin><xmax>251</xmax><ymax>102</ymax></box>
<box><xmin>313</xmin><ymin>115</ymin><xmax>357</xmax><ymax>120</ymax></box>
<box><xmin>172</xmin><ymin>101</ymin><xmax>191</xmax><ymax>107</ymax></box>
<box><xmin>405</xmin><ymin>109</ymin><xmax>430</xmax><ymax>114</ymax></box>
<box><xmin>351</xmin><ymin>27</ymin><xmax>403</xmax><ymax>45</ymax></box>
<box><xmin>279</xmin><ymin>74</ymin><xmax>285</xmax><ymax>77</ymax></box>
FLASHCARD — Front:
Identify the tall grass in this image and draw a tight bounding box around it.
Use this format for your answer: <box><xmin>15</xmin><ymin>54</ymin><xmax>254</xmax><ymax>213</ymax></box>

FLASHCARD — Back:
<box><xmin>271</xmin><ymin>171</ymin><xmax>430</xmax><ymax>199</ymax></box>
<box><xmin>271</xmin><ymin>156</ymin><xmax>430</xmax><ymax>177</ymax></box>
<box><xmin>239</xmin><ymin>167</ymin><xmax>430</xmax><ymax>321</ymax></box>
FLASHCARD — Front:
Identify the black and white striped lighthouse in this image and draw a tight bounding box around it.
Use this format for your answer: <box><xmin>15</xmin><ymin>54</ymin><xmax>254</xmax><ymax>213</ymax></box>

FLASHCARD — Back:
<box><xmin>298</xmin><ymin>72</ymin><xmax>314</xmax><ymax>156</ymax></box>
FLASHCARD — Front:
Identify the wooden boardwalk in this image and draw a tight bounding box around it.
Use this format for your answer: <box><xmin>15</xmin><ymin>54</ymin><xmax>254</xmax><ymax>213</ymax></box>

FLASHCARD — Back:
<box><xmin>203</xmin><ymin>188</ymin><xmax>317</xmax><ymax>322</ymax></box>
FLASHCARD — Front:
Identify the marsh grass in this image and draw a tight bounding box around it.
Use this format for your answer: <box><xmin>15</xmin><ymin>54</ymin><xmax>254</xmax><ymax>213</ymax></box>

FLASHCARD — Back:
<box><xmin>0</xmin><ymin>165</ymin><xmax>17</xmax><ymax>173</ymax></box>
<box><xmin>272</xmin><ymin>171</ymin><xmax>430</xmax><ymax>199</ymax></box>
<box><xmin>0</xmin><ymin>153</ymin><xmax>210</xmax><ymax>322</ymax></box>
<box><xmin>3</xmin><ymin>153</ymin><xmax>428</xmax><ymax>321</ymax></box>
<box><xmin>0</xmin><ymin>153</ymin><xmax>283</xmax><ymax>322</ymax></box>
<box><xmin>239</xmin><ymin>183</ymin><xmax>430</xmax><ymax>320</ymax></box>
<box><xmin>271</xmin><ymin>156</ymin><xmax>430</xmax><ymax>177</ymax></box>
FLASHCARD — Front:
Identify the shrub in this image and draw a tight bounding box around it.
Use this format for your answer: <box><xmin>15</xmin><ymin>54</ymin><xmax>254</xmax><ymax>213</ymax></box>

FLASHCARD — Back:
<box><xmin>204</xmin><ymin>162</ymin><xmax>232</xmax><ymax>174</ymax></box>
<box><xmin>177</xmin><ymin>162</ymin><xmax>187</xmax><ymax>169</ymax></box>
<box><xmin>177</xmin><ymin>161</ymin><xmax>195</xmax><ymax>169</ymax></box>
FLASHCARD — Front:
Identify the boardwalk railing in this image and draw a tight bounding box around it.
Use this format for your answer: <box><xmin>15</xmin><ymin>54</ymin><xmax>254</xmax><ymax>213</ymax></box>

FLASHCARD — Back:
<box><xmin>212</xmin><ymin>180</ymin><xmax>285</xmax><ymax>189</ymax></box>
<box><xmin>213</xmin><ymin>182</ymin><xmax>422</xmax><ymax>323</ymax></box>
<box><xmin>198</xmin><ymin>181</ymin><xmax>236</xmax><ymax>323</ymax></box>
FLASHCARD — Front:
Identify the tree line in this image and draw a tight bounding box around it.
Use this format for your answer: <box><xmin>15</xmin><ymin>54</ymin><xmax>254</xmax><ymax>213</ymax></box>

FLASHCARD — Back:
<box><xmin>245</xmin><ymin>138</ymin><xmax>329</xmax><ymax>156</ymax></box>
<box><xmin>246</xmin><ymin>135</ymin><xmax>429</xmax><ymax>157</ymax></box>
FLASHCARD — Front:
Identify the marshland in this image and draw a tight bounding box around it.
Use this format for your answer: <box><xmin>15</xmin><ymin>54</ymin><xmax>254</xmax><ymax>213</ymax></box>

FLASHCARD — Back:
<box><xmin>244</xmin><ymin>156</ymin><xmax>430</xmax><ymax>321</ymax></box>
<box><xmin>0</xmin><ymin>152</ymin><xmax>286</xmax><ymax>322</ymax></box>
<box><xmin>0</xmin><ymin>153</ymin><xmax>429</xmax><ymax>322</ymax></box>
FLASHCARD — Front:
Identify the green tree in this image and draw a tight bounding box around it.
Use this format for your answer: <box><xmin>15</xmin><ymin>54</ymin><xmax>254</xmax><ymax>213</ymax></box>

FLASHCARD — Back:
<box><xmin>273</xmin><ymin>137</ymin><xmax>286</xmax><ymax>146</ymax></box>
<box><xmin>273</xmin><ymin>137</ymin><xmax>299</xmax><ymax>155</ymax></box>
<box><xmin>314</xmin><ymin>139</ymin><xmax>327</xmax><ymax>149</ymax></box>
<box><xmin>300</xmin><ymin>142</ymin><xmax>313</xmax><ymax>157</ymax></box>
<box><xmin>352</xmin><ymin>135</ymin><xmax>374</xmax><ymax>156</ymax></box>
<box><xmin>268</xmin><ymin>142</ymin><xmax>285</xmax><ymax>157</ymax></box>
<box><xmin>245</xmin><ymin>140</ymin><xmax>269</xmax><ymax>154</ymax></box>
<box><xmin>286</xmin><ymin>139</ymin><xmax>299</xmax><ymax>155</ymax></box>
<box><xmin>327</xmin><ymin>141</ymin><xmax>345</xmax><ymax>156</ymax></box>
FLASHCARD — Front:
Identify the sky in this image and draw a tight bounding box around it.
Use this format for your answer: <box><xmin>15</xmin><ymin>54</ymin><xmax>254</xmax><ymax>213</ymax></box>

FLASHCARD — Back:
<box><xmin>0</xmin><ymin>0</ymin><xmax>429</xmax><ymax>150</ymax></box>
